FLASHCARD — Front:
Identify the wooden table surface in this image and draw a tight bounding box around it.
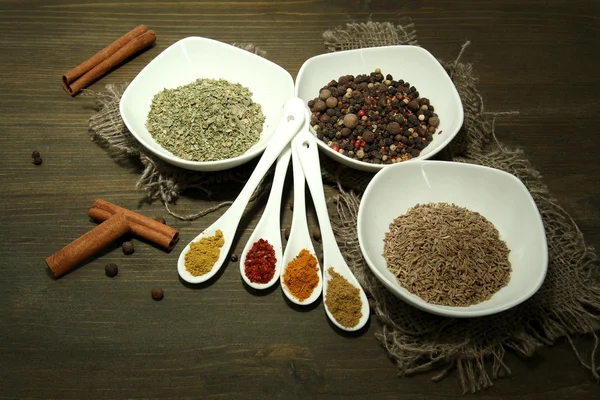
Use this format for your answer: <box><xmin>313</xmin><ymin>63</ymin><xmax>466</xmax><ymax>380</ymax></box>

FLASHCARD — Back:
<box><xmin>1</xmin><ymin>0</ymin><xmax>599</xmax><ymax>398</ymax></box>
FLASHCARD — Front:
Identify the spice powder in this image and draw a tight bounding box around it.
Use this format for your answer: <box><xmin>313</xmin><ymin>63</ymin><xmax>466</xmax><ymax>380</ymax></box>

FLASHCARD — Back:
<box><xmin>324</xmin><ymin>267</ymin><xmax>363</xmax><ymax>328</ymax></box>
<box><xmin>244</xmin><ymin>238</ymin><xmax>276</xmax><ymax>284</ymax></box>
<box><xmin>282</xmin><ymin>249</ymin><xmax>319</xmax><ymax>301</ymax></box>
<box><xmin>185</xmin><ymin>229</ymin><xmax>225</xmax><ymax>276</ymax></box>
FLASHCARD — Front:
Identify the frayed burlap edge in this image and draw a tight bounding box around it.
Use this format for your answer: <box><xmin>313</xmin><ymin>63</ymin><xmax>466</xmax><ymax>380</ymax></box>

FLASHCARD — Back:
<box><xmin>324</xmin><ymin>22</ymin><xmax>600</xmax><ymax>393</ymax></box>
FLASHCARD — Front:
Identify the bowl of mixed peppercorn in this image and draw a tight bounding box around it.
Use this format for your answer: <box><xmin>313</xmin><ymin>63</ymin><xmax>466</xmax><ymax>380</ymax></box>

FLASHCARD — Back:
<box><xmin>295</xmin><ymin>45</ymin><xmax>464</xmax><ymax>171</ymax></box>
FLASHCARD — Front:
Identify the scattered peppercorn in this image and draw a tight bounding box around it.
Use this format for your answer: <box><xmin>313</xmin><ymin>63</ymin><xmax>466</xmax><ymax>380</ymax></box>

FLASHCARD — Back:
<box><xmin>105</xmin><ymin>263</ymin><xmax>118</xmax><ymax>278</ymax></box>
<box><xmin>312</xmin><ymin>226</ymin><xmax>322</xmax><ymax>242</ymax></box>
<box><xmin>122</xmin><ymin>241</ymin><xmax>135</xmax><ymax>255</ymax></box>
<box><xmin>32</xmin><ymin>151</ymin><xmax>40</xmax><ymax>158</ymax></box>
<box><xmin>307</xmin><ymin>69</ymin><xmax>440</xmax><ymax>164</ymax></box>
<box><xmin>151</xmin><ymin>287</ymin><xmax>164</xmax><ymax>301</ymax></box>
<box><xmin>154</xmin><ymin>216</ymin><xmax>166</xmax><ymax>224</ymax></box>
<box><xmin>33</xmin><ymin>156</ymin><xmax>43</xmax><ymax>165</ymax></box>
<box><xmin>230</xmin><ymin>254</ymin><xmax>239</xmax><ymax>262</ymax></box>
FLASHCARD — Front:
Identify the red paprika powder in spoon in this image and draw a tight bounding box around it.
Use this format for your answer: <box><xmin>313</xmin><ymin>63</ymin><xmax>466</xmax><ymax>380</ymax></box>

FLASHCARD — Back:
<box><xmin>244</xmin><ymin>238</ymin><xmax>276</xmax><ymax>284</ymax></box>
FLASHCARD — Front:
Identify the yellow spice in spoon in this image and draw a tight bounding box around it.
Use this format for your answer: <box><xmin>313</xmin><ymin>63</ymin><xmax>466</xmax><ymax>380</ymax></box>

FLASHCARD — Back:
<box><xmin>185</xmin><ymin>229</ymin><xmax>225</xmax><ymax>276</ymax></box>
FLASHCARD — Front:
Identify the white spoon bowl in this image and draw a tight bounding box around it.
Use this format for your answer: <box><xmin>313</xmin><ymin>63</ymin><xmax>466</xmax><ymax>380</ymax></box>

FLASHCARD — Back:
<box><xmin>177</xmin><ymin>98</ymin><xmax>305</xmax><ymax>284</ymax></box>
<box><xmin>240</xmin><ymin>146</ymin><xmax>292</xmax><ymax>289</ymax></box>
<box><xmin>293</xmin><ymin>127</ymin><xmax>370</xmax><ymax>331</ymax></box>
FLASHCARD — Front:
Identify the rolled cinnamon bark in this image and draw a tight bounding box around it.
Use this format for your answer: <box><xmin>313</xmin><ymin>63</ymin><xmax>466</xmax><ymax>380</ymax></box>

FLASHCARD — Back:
<box><xmin>62</xmin><ymin>25</ymin><xmax>156</xmax><ymax>96</ymax></box>
<box><xmin>88</xmin><ymin>199</ymin><xmax>179</xmax><ymax>250</ymax></box>
<box><xmin>46</xmin><ymin>213</ymin><xmax>130</xmax><ymax>278</ymax></box>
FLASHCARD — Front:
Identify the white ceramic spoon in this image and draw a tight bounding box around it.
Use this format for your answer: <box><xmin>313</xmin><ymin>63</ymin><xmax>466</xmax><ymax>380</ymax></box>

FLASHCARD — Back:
<box><xmin>279</xmin><ymin>137</ymin><xmax>322</xmax><ymax>305</ymax></box>
<box><xmin>293</xmin><ymin>127</ymin><xmax>370</xmax><ymax>332</ymax></box>
<box><xmin>240</xmin><ymin>146</ymin><xmax>291</xmax><ymax>289</ymax></box>
<box><xmin>177</xmin><ymin>98</ymin><xmax>305</xmax><ymax>284</ymax></box>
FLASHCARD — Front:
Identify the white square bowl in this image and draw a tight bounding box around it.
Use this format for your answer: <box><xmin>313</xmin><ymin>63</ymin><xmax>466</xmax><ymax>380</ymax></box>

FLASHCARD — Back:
<box><xmin>357</xmin><ymin>161</ymin><xmax>548</xmax><ymax>317</ymax></box>
<box><xmin>120</xmin><ymin>37</ymin><xmax>295</xmax><ymax>171</ymax></box>
<box><xmin>295</xmin><ymin>45</ymin><xmax>464</xmax><ymax>172</ymax></box>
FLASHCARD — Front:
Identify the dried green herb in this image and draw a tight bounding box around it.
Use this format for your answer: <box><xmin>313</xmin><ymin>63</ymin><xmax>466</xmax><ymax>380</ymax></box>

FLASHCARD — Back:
<box><xmin>146</xmin><ymin>78</ymin><xmax>265</xmax><ymax>162</ymax></box>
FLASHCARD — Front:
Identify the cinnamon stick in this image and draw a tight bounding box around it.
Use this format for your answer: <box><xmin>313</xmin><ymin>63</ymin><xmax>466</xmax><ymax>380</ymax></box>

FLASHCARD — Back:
<box><xmin>88</xmin><ymin>199</ymin><xmax>179</xmax><ymax>250</ymax></box>
<box><xmin>62</xmin><ymin>25</ymin><xmax>156</xmax><ymax>96</ymax></box>
<box><xmin>46</xmin><ymin>213</ymin><xmax>130</xmax><ymax>278</ymax></box>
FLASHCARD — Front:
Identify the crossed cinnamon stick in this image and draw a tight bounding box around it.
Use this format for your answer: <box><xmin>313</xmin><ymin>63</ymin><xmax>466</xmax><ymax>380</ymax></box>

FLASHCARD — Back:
<box><xmin>46</xmin><ymin>199</ymin><xmax>179</xmax><ymax>278</ymax></box>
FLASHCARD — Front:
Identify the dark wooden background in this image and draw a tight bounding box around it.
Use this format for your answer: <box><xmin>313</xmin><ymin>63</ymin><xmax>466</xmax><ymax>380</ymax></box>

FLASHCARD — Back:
<box><xmin>1</xmin><ymin>0</ymin><xmax>598</xmax><ymax>398</ymax></box>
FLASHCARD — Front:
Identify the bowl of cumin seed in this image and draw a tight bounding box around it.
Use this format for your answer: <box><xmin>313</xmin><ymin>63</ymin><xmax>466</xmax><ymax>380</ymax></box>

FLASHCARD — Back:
<box><xmin>357</xmin><ymin>160</ymin><xmax>548</xmax><ymax>317</ymax></box>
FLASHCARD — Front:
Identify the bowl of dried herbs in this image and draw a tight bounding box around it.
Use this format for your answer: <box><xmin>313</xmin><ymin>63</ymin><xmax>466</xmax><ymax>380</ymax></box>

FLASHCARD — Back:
<box><xmin>120</xmin><ymin>36</ymin><xmax>295</xmax><ymax>171</ymax></box>
<box><xmin>357</xmin><ymin>160</ymin><xmax>548</xmax><ymax>317</ymax></box>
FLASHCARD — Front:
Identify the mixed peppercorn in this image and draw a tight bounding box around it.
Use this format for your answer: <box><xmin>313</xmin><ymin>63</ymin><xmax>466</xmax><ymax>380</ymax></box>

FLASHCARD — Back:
<box><xmin>308</xmin><ymin>68</ymin><xmax>441</xmax><ymax>165</ymax></box>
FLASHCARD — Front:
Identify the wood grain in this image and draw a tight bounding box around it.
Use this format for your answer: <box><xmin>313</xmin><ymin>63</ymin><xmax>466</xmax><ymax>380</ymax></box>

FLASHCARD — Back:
<box><xmin>0</xmin><ymin>0</ymin><xmax>599</xmax><ymax>398</ymax></box>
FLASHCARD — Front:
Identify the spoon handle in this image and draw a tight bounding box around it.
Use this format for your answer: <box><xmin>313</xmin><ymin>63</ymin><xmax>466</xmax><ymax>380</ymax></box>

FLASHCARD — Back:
<box><xmin>225</xmin><ymin>98</ymin><xmax>305</xmax><ymax>222</ymax></box>
<box><xmin>290</xmin><ymin>142</ymin><xmax>307</xmax><ymax>230</ymax></box>
<box><xmin>293</xmin><ymin>130</ymin><xmax>337</xmax><ymax>257</ymax></box>
<box><xmin>239</xmin><ymin>146</ymin><xmax>292</xmax><ymax>289</ymax></box>
<box><xmin>294</xmin><ymin>129</ymin><xmax>371</xmax><ymax>331</ymax></box>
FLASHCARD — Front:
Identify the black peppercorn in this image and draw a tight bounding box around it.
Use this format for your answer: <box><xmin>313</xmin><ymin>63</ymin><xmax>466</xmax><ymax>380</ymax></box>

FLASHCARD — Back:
<box><xmin>386</xmin><ymin>122</ymin><xmax>401</xmax><ymax>135</ymax></box>
<box><xmin>319</xmin><ymin>89</ymin><xmax>332</xmax><ymax>100</ymax></box>
<box><xmin>313</xmin><ymin>99</ymin><xmax>326</xmax><ymax>112</ymax></box>
<box><xmin>230</xmin><ymin>254</ymin><xmax>239</xmax><ymax>262</ymax></box>
<box><xmin>32</xmin><ymin>151</ymin><xmax>40</xmax><ymax>158</ymax></box>
<box><xmin>151</xmin><ymin>287</ymin><xmax>164</xmax><ymax>301</ymax></box>
<box><xmin>407</xmin><ymin>100</ymin><xmax>419</xmax><ymax>112</ymax></box>
<box><xmin>105</xmin><ymin>263</ymin><xmax>118</xmax><ymax>278</ymax></box>
<box><xmin>122</xmin><ymin>241</ymin><xmax>135</xmax><ymax>255</ymax></box>
<box><xmin>362</xmin><ymin>131</ymin><xmax>375</xmax><ymax>143</ymax></box>
<box><xmin>33</xmin><ymin>156</ymin><xmax>43</xmax><ymax>165</ymax></box>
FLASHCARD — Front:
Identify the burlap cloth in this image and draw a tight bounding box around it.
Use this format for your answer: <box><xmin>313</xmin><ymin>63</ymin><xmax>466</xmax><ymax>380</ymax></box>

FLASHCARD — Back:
<box><xmin>87</xmin><ymin>23</ymin><xmax>600</xmax><ymax>393</ymax></box>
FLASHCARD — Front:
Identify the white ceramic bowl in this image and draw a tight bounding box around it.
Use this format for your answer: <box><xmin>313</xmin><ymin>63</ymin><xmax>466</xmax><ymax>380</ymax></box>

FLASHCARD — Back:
<box><xmin>357</xmin><ymin>161</ymin><xmax>548</xmax><ymax>318</ymax></box>
<box><xmin>120</xmin><ymin>37</ymin><xmax>295</xmax><ymax>171</ymax></box>
<box><xmin>295</xmin><ymin>45</ymin><xmax>464</xmax><ymax>172</ymax></box>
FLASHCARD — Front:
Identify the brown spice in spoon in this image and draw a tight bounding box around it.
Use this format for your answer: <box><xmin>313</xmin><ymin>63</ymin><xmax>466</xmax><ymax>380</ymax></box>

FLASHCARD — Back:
<box><xmin>324</xmin><ymin>267</ymin><xmax>362</xmax><ymax>328</ymax></box>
